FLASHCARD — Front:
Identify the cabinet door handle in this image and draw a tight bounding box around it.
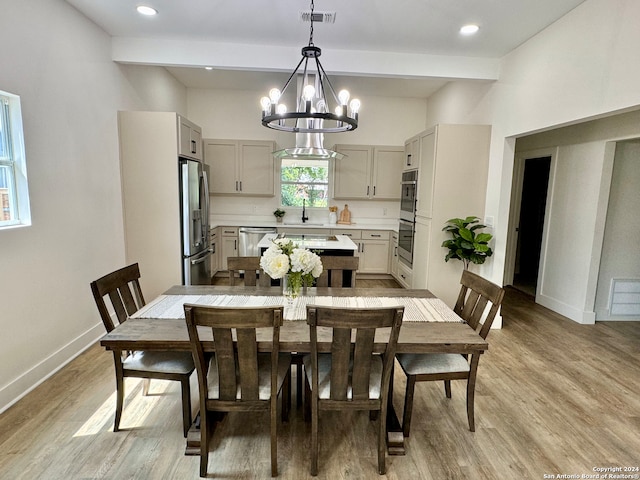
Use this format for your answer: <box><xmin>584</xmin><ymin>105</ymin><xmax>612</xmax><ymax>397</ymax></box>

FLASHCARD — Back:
<box><xmin>234</xmin><ymin>240</ymin><xmax>237</xmax><ymax>250</ymax></box>
<box><xmin>407</xmin><ymin>154</ymin><xmax>412</xmax><ymax>166</ymax></box>
<box><xmin>366</xmin><ymin>186</ymin><xmax>370</xmax><ymax>196</ymax></box>
<box><xmin>235</xmin><ymin>181</ymin><xmax>239</xmax><ymax>191</ymax></box>
<box><xmin>373</xmin><ymin>186</ymin><xmax>376</xmax><ymax>196</ymax></box>
<box><xmin>191</xmin><ymin>139</ymin><xmax>197</xmax><ymax>154</ymax></box>
<box><xmin>239</xmin><ymin>181</ymin><xmax>242</xmax><ymax>191</ymax></box>
<box><xmin>371</xmin><ymin>234</ymin><xmax>381</xmax><ymax>237</ymax></box>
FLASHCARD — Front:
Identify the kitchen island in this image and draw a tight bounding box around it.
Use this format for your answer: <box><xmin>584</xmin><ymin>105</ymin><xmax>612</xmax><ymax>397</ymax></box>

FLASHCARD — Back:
<box><xmin>257</xmin><ymin>233</ymin><xmax>358</xmax><ymax>255</ymax></box>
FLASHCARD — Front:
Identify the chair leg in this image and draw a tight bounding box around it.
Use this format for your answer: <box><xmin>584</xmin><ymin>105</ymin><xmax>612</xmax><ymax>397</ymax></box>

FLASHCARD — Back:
<box><xmin>114</xmin><ymin>374</ymin><xmax>124</xmax><ymax>432</ymax></box>
<box><xmin>142</xmin><ymin>378</ymin><xmax>151</xmax><ymax>396</ymax></box>
<box><xmin>282</xmin><ymin>369</ymin><xmax>291</xmax><ymax>422</ymax></box>
<box><xmin>377</xmin><ymin>406</ymin><xmax>387</xmax><ymax>475</ymax></box>
<box><xmin>304</xmin><ymin>378</ymin><xmax>311</xmax><ymax>422</ymax></box>
<box><xmin>180</xmin><ymin>377</ymin><xmax>192</xmax><ymax>437</ymax></box>
<box><xmin>200</xmin><ymin>410</ymin><xmax>209</xmax><ymax>477</ymax></box>
<box><xmin>271</xmin><ymin>396</ymin><xmax>278</xmax><ymax>476</ymax></box>
<box><xmin>402</xmin><ymin>375</ymin><xmax>416</xmax><ymax>437</ymax></box>
<box><xmin>444</xmin><ymin>380</ymin><xmax>452</xmax><ymax>398</ymax></box>
<box><xmin>296</xmin><ymin>359</ymin><xmax>303</xmax><ymax>407</ymax></box>
<box><xmin>311</xmin><ymin>395</ymin><xmax>318</xmax><ymax>476</ymax></box>
<box><xmin>467</xmin><ymin>354</ymin><xmax>481</xmax><ymax>432</ymax></box>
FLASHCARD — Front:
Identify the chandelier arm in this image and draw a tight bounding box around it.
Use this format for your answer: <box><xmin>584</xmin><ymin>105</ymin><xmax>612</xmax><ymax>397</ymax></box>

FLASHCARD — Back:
<box><xmin>280</xmin><ymin>55</ymin><xmax>307</xmax><ymax>98</ymax></box>
<box><xmin>315</xmin><ymin>59</ymin><xmax>341</xmax><ymax>105</ymax></box>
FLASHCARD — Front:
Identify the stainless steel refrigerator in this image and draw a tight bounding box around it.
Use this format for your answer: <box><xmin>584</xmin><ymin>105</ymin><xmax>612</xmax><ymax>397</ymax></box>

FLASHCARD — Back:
<box><xmin>180</xmin><ymin>158</ymin><xmax>212</xmax><ymax>285</ymax></box>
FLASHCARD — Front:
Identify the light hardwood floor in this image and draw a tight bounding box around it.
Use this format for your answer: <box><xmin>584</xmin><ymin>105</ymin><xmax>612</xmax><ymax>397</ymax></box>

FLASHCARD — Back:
<box><xmin>1</xmin><ymin>286</ymin><xmax>639</xmax><ymax>479</ymax></box>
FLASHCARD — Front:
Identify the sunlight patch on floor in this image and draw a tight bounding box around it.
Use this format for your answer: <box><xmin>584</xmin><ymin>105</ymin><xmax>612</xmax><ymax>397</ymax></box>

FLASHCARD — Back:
<box><xmin>73</xmin><ymin>379</ymin><xmax>172</xmax><ymax>437</ymax></box>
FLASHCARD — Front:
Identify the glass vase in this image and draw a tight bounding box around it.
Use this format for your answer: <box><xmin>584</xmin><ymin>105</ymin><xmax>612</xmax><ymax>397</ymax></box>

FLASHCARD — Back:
<box><xmin>282</xmin><ymin>273</ymin><xmax>300</xmax><ymax>305</ymax></box>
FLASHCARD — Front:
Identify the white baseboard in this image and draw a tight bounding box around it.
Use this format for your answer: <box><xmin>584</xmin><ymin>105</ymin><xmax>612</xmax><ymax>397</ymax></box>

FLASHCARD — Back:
<box><xmin>536</xmin><ymin>294</ymin><xmax>596</xmax><ymax>324</ymax></box>
<box><xmin>0</xmin><ymin>322</ymin><xmax>105</xmax><ymax>414</ymax></box>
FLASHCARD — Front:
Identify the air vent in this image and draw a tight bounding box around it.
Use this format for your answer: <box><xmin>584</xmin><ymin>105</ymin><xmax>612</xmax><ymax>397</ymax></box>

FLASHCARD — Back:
<box><xmin>299</xmin><ymin>11</ymin><xmax>336</xmax><ymax>23</ymax></box>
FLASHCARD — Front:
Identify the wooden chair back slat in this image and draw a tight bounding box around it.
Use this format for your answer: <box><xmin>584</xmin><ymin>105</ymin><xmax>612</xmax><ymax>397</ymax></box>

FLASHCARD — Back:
<box><xmin>352</xmin><ymin>328</ymin><xmax>376</xmax><ymax>400</ymax></box>
<box><xmin>329</xmin><ymin>328</ymin><xmax>351</xmax><ymax>400</ymax></box>
<box><xmin>211</xmin><ymin>327</ymin><xmax>237</xmax><ymax>400</ymax></box>
<box><xmin>237</xmin><ymin>329</ymin><xmax>260</xmax><ymax>400</ymax></box>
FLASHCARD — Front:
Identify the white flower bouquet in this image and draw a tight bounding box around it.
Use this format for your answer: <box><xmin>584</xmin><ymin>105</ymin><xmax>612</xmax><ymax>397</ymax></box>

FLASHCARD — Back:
<box><xmin>260</xmin><ymin>238</ymin><xmax>323</xmax><ymax>297</ymax></box>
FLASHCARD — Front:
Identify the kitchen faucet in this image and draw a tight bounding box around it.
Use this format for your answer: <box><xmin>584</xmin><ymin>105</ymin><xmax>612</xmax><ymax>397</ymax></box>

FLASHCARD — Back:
<box><xmin>301</xmin><ymin>199</ymin><xmax>309</xmax><ymax>223</ymax></box>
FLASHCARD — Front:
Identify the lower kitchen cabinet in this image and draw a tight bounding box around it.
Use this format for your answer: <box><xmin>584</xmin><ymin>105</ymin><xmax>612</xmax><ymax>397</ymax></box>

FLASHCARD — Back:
<box><xmin>396</xmin><ymin>260</ymin><xmax>413</xmax><ymax>289</ymax></box>
<box><xmin>332</xmin><ymin>229</ymin><xmax>390</xmax><ymax>274</ymax></box>
<box><xmin>390</xmin><ymin>231</ymin><xmax>399</xmax><ymax>279</ymax></box>
<box><xmin>219</xmin><ymin>226</ymin><xmax>238</xmax><ymax>270</ymax></box>
<box><xmin>210</xmin><ymin>228</ymin><xmax>219</xmax><ymax>277</ymax></box>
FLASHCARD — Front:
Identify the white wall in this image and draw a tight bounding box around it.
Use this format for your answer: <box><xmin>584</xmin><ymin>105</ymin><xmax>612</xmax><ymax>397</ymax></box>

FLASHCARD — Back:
<box><xmin>188</xmin><ymin>88</ymin><xmax>427</xmax><ymax>224</ymax></box>
<box><xmin>595</xmin><ymin>141</ymin><xmax>640</xmax><ymax>320</ymax></box>
<box><xmin>0</xmin><ymin>0</ymin><xmax>187</xmax><ymax>412</ymax></box>
<box><xmin>425</xmin><ymin>0</ymin><xmax>640</xmax><ymax>323</ymax></box>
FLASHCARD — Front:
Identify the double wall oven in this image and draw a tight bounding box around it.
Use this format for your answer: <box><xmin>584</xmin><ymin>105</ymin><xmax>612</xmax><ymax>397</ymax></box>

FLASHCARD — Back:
<box><xmin>398</xmin><ymin>170</ymin><xmax>417</xmax><ymax>265</ymax></box>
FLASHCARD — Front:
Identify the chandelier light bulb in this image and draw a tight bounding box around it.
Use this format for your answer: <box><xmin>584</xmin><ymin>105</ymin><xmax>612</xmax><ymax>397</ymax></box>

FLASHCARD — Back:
<box><xmin>276</xmin><ymin>104</ymin><xmax>287</xmax><ymax>114</ymax></box>
<box><xmin>260</xmin><ymin>96</ymin><xmax>271</xmax><ymax>111</ymax></box>
<box><xmin>338</xmin><ymin>89</ymin><xmax>350</xmax><ymax>105</ymax></box>
<box><xmin>349</xmin><ymin>98</ymin><xmax>361</xmax><ymax>115</ymax></box>
<box><xmin>335</xmin><ymin>106</ymin><xmax>343</xmax><ymax>116</ymax></box>
<box><xmin>302</xmin><ymin>85</ymin><xmax>316</xmax><ymax>101</ymax></box>
<box><xmin>269</xmin><ymin>88</ymin><xmax>281</xmax><ymax>104</ymax></box>
<box><xmin>316</xmin><ymin>99</ymin><xmax>326</xmax><ymax>113</ymax></box>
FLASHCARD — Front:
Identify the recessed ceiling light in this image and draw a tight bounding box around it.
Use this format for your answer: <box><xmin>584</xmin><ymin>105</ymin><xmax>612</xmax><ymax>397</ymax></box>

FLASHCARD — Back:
<box><xmin>136</xmin><ymin>6</ymin><xmax>158</xmax><ymax>16</ymax></box>
<box><xmin>460</xmin><ymin>24</ymin><xmax>479</xmax><ymax>36</ymax></box>
<box><xmin>205</xmin><ymin>67</ymin><xmax>213</xmax><ymax>71</ymax></box>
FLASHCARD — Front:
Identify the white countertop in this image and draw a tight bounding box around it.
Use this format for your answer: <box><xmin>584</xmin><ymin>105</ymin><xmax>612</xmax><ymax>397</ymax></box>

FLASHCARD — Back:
<box><xmin>257</xmin><ymin>233</ymin><xmax>358</xmax><ymax>251</ymax></box>
<box><xmin>210</xmin><ymin>219</ymin><xmax>398</xmax><ymax>232</ymax></box>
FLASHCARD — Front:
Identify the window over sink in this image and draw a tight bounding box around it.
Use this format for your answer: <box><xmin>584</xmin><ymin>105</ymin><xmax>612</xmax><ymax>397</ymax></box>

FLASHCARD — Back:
<box><xmin>280</xmin><ymin>158</ymin><xmax>328</xmax><ymax>208</ymax></box>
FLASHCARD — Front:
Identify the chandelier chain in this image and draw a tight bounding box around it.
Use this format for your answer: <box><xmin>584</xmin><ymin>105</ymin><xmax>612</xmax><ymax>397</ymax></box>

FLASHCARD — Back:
<box><xmin>308</xmin><ymin>0</ymin><xmax>314</xmax><ymax>46</ymax></box>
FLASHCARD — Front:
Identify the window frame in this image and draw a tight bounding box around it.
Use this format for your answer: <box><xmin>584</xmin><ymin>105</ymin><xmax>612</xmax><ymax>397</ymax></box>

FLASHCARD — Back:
<box><xmin>279</xmin><ymin>158</ymin><xmax>330</xmax><ymax>208</ymax></box>
<box><xmin>0</xmin><ymin>90</ymin><xmax>30</xmax><ymax>229</ymax></box>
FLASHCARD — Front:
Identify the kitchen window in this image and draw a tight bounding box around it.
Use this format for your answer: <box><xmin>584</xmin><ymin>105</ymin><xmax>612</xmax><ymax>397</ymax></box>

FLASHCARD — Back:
<box><xmin>280</xmin><ymin>158</ymin><xmax>328</xmax><ymax>208</ymax></box>
<box><xmin>0</xmin><ymin>90</ymin><xmax>30</xmax><ymax>228</ymax></box>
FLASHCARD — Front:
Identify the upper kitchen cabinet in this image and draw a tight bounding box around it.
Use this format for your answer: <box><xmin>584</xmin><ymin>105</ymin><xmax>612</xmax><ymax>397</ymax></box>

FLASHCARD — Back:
<box><xmin>332</xmin><ymin>144</ymin><xmax>403</xmax><ymax>200</ymax></box>
<box><xmin>178</xmin><ymin>116</ymin><xmax>202</xmax><ymax>160</ymax></box>
<box><xmin>204</xmin><ymin>139</ymin><xmax>275</xmax><ymax>196</ymax></box>
<box><xmin>403</xmin><ymin>135</ymin><xmax>419</xmax><ymax>171</ymax></box>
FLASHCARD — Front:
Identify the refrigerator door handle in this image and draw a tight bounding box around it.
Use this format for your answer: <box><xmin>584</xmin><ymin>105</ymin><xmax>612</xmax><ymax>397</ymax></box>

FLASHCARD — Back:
<box><xmin>202</xmin><ymin>168</ymin><xmax>210</xmax><ymax>241</ymax></box>
<box><xmin>190</xmin><ymin>248</ymin><xmax>213</xmax><ymax>265</ymax></box>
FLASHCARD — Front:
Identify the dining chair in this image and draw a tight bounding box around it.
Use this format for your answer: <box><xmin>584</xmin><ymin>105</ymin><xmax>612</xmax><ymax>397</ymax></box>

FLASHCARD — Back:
<box><xmin>395</xmin><ymin>270</ymin><xmax>505</xmax><ymax>435</ymax></box>
<box><xmin>227</xmin><ymin>256</ymin><xmax>273</xmax><ymax>287</ymax></box>
<box><xmin>291</xmin><ymin>255</ymin><xmax>360</xmax><ymax>408</ymax></box>
<box><xmin>184</xmin><ymin>304</ymin><xmax>291</xmax><ymax>478</ymax></box>
<box><xmin>303</xmin><ymin>305</ymin><xmax>404</xmax><ymax>476</ymax></box>
<box><xmin>90</xmin><ymin>263</ymin><xmax>195</xmax><ymax>436</ymax></box>
<box><xmin>313</xmin><ymin>255</ymin><xmax>359</xmax><ymax>287</ymax></box>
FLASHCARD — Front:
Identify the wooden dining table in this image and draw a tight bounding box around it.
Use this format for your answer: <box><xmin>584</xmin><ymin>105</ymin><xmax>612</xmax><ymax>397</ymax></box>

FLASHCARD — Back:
<box><xmin>99</xmin><ymin>285</ymin><xmax>488</xmax><ymax>456</ymax></box>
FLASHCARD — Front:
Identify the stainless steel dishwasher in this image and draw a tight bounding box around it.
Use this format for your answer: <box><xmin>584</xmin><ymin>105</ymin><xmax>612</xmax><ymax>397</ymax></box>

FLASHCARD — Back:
<box><xmin>239</xmin><ymin>227</ymin><xmax>277</xmax><ymax>256</ymax></box>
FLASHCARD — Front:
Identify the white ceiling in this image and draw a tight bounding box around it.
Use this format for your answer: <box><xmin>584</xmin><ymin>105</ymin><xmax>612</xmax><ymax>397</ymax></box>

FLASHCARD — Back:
<box><xmin>65</xmin><ymin>0</ymin><xmax>587</xmax><ymax>97</ymax></box>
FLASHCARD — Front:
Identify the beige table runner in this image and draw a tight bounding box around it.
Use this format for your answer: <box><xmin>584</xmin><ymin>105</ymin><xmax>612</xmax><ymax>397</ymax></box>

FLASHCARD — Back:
<box><xmin>131</xmin><ymin>294</ymin><xmax>462</xmax><ymax>323</ymax></box>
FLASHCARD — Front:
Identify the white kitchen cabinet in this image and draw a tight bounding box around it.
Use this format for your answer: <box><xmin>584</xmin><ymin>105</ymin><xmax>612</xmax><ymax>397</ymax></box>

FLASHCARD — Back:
<box><xmin>331</xmin><ymin>229</ymin><xmax>389</xmax><ymax>274</ymax></box>
<box><xmin>204</xmin><ymin>139</ymin><xmax>275</xmax><ymax>196</ymax></box>
<box><xmin>209</xmin><ymin>228</ymin><xmax>219</xmax><ymax>277</ymax></box>
<box><xmin>118</xmin><ymin>111</ymin><xmax>204</xmax><ymax>299</ymax></box>
<box><xmin>390</xmin><ymin>231</ymin><xmax>399</xmax><ymax>279</ymax></box>
<box><xmin>332</xmin><ymin>144</ymin><xmax>403</xmax><ymax>200</ymax></box>
<box><xmin>403</xmin><ymin>135</ymin><xmax>419</xmax><ymax>171</ymax></box>
<box><xmin>219</xmin><ymin>226</ymin><xmax>239</xmax><ymax>270</ymax></box>
<box><xmin>178</xmin><ymin>116</ymin><xmax>203</xmax><ymax>160</ymax></box>
<box><xmin>397</xmin><ymin>259</ymin><xmax>413</xmax><ymax>289</ymax></box>
<box><xmin>411</xmin><ymin>124</ymin><xmax>491</xmax><ymax>306</ymax></box>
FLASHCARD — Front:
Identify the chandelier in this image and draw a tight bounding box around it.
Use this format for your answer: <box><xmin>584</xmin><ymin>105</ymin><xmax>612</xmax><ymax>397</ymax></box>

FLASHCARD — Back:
<box><xmin>260</xmin><ymin>0</ymin><xmax>360</xmax><ymax>134</ymax></box>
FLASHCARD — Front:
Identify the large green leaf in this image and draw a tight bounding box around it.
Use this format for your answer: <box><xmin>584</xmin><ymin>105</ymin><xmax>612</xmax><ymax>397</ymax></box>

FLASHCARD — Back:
<box><xmin>459</xmin><ymin>227</ymin><xmax>473</xmax><ymax>242</ymax></box>
<box><xmin>475</xmin><ymin>232</ymin><xmax>493</xmax><ymax>243</ymax></box>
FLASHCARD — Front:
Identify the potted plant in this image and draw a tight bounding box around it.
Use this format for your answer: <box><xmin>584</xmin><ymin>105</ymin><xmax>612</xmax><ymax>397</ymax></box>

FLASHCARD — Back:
<box><xmin>273</xmin><ymin>208</ymin><xmax>286</xmax><ymax>223</ymax></box>
<box><xmin>442</xmin><ymin>216</ymin><xmax>493</xmax><ymax>270</ymax></box>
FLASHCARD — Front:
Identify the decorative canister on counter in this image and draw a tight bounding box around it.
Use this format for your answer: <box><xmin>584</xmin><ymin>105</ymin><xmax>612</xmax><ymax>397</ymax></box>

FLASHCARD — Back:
<box><xmin>328</xmin><ymin>206</ymin><xmax>338</xmax><ymax>225</ymax></box>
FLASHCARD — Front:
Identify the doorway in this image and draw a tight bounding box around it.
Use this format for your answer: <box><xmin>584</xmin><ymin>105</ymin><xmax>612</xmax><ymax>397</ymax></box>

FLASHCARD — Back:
<box><xmin>509</xmin><ymin>155</ymin><xmax>551</xmax><ymax>296</ymax></box>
